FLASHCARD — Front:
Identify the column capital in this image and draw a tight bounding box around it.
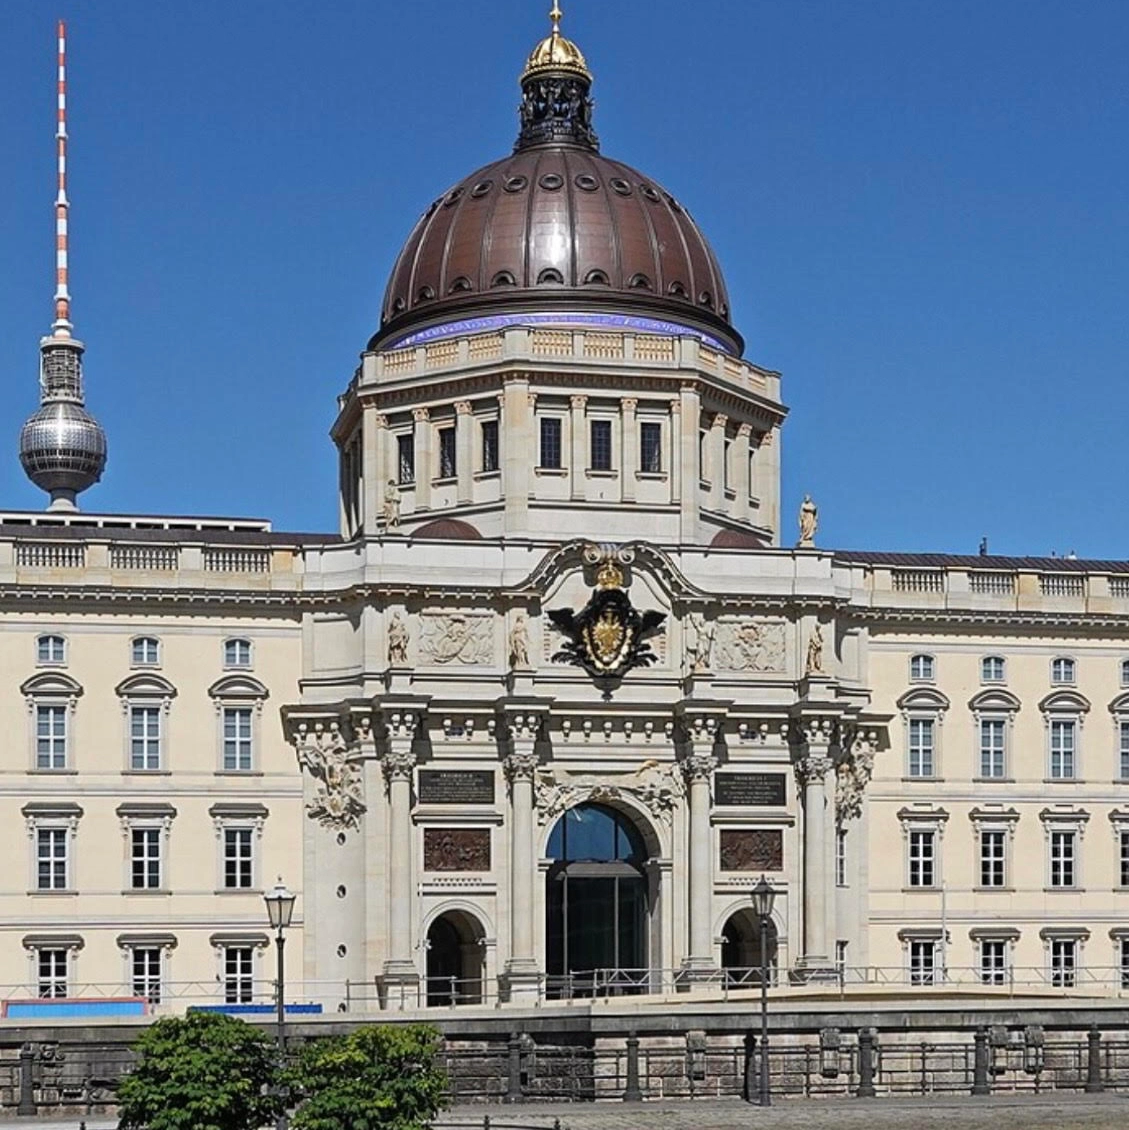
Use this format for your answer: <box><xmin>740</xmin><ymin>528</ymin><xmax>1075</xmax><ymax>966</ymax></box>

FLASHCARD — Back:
<box><xmin>412</xmin><ymin>406</ymin><xmax>430</xmax><ymax>423</ymax></box>
<box><xmin>373</xmin><ymin>411</ymin><xmax>389</xmax><ymax>429</ymax></box>
<box><xmin>681</xmin><ymin>751</ymin><xmax>718</xmax><ymax>782</ymax></box>
<box><xmin>622</xmin><ymin>397</ymin><xmax>638</xmax><ymax>412</ymax></box>
<box><xmin>455</xmin><ymin>399</ymin><xmax>473</xmax><ymax>415</ymax></box>
<box><xmin>735</xmin><ymin>421</ymin><xmax>752</xmax><ymax>439</ymax></box>
<box><xmin>795</xmin><ymin>751</ymin><xmax>833</xmax><ymax>785</ymax></box>
<box><xmin>381</xmin><ymin>747</ymin><xmax>417</xmax><ymax>783</ymax></box>
<box><xmin>570</xmin><ymin>394</ymin><xmax>588</xmax><ymax>410</ymax></box>
<box><xmin>711</xmin><ymin>412</ymin><xmax>728</xmax><ymax>430</ymax></box>
<box><xmin>503</xmin><ymin>750</ymin><xmax>540</xmax><ymax>782</ymax></box>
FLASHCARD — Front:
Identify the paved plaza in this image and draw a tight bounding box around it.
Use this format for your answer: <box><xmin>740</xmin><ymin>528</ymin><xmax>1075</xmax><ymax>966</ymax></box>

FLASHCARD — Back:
<box><xmin>9</xmin><ymin>1092</ymin><xmax>1129</xmax><ymax>1130</ymax></box>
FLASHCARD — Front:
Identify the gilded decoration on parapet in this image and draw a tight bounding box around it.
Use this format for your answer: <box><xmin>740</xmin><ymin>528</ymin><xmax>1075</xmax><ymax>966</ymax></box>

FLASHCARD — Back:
<box><xmin>420</xmin><ymin>611</ymin><xmax>494</xmax><ymax>665</ymax></box>
<box><xmin>535</xmin><ymin>760</ymin><xmax>685</xmax><ymax>826</ymax></box>
<box><xmin>293</xmin><ymin>721</ymin><xmax>366</xmax><ymax>831</ymax></box>
<box><xmin>548</xmin><ymin>544</ymin><xmax>665</xmax><ymax>695</ymax></box>
<box><xmin>713</xmin><ymin>619</ymin><xmax>786</xmax><ymax>672</ymax></box>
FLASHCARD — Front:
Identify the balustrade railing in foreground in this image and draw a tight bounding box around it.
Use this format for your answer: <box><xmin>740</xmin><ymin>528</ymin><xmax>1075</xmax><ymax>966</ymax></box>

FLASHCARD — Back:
<box><xmin>2</xmin><ymin>964</ymin><xmax>1128</xmax><ymax>1017</ymax></box>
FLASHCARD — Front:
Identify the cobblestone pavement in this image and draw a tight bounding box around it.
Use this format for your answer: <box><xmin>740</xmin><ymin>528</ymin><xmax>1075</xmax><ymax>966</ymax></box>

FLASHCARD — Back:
<box><xmin>437</xmin><ymin>1092</ymin><xmax>1129</xmax><ymax>1130</ymax></box>
<box><xmin>6</xmin><ymin>1093</ymin><xmax>1129</xmax><ymax>1129</ymax></box>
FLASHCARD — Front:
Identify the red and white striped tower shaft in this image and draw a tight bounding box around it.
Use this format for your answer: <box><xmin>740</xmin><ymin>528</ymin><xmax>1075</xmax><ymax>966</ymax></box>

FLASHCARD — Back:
<box><xmin>52</xmin><ymin>18</ymin><xmax>72</xmax><ymax>338</ymax></box>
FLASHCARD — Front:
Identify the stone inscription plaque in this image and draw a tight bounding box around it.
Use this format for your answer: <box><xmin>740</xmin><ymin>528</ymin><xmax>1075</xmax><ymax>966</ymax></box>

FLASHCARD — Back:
<box><xmin>719</xmin><ymin>829</ymin><xmax>783</xmax><ymax>872</ymax></box>
<box><xmin>423</xmin><ymin>828</ymin><xmax>491</xmax><ymax>872</ymax></box>
<box><xmin>715</xmin><ymin>773</ymin><xmax>786</xmax><ymax>807</ymax></box>
<box><xmin>418</xmin><ymin>770</ymin><xmax>495</xmax><ymax>805</ymax></box>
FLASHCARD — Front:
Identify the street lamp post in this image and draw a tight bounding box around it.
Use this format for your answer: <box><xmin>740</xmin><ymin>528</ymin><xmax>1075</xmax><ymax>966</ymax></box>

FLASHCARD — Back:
<box><xmin>751</xmin><ymin>875</ymin><xmax>776</xmax><ymax>1107</ymax></box>
<box><xmin>264</xmin><ymin>878</ymin><xmax>296</xmax><ymax>1130</ymax></box>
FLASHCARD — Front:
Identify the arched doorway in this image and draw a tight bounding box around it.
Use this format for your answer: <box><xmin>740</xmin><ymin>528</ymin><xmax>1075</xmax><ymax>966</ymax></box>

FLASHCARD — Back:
<box><xmin>545</xmin><ymin>803</ymin><xmax>651</xmax><ymax>997</ymax></box>
<box><xmin>425</xmin><ymin>910</ymin><xmax>485</xmax><ymax>1006</ymax></box>
<box><xmin>720</xmin><ymin>908</ymin><xmax>778</xmax><ymax>986</ymax></box>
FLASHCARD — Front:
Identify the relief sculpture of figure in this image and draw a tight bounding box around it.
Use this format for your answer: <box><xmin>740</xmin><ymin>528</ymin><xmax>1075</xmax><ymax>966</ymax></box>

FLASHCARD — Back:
<box><xmin>798</xmin><ymin>493</ymin><xmax>818</xmax><ymax>547</ymax></box>
<box><xmin>805</xmin><ymin>623</ymin><xmax>825</xmax><ymax>675</ymax></box>
<box><xmin>509</xmin><ymin>612</ymin><xmax>531</xmax><ymax>669</ymax></box>
<box><xmin>387</xmin><ymin>611</ymin><xmax>410</xmax><ymax>666</ymax></box>
<box><xmin>382</xmin><ymin>479</ymin><xmax>401</xmax><ymax>532</ymax></box>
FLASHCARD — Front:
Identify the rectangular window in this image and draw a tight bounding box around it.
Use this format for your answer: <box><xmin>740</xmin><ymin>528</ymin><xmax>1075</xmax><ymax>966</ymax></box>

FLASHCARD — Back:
<box><xmin>131</xmin><ymin>828</ymin><xmax>162</xmax><ymax>890</ymax></box>
<box><xmin>130</xmin><ymin>706</ymin><xmax>162</xmax><ymax>771</ymax></box>
<box><xmin>224</xmin><ymin>639</ymin><xmax>252</xmax><ymax>668</ymax></box>
<box><xmin>1120</xmin><ymin>831</ymin><xmax>1129</xmax><ymax>888</ymax></box>
<box><xmin>1120</xmin><ymin>721</ymin><xmax>1129</xmax><ymax>781</ymax></box>
<box><xmin>979</xmin><ymin>719</ymin><xmax>1006</xmax><ymax>779</ymax></box>
<box><xmin>640</xmin><ymin>422</ymin><xmax>662</xmax><ymax>473</ymax></box>
<box><xmin>539</xmin><ymin>418</ymin><xmax>562</xmax><ymax>469</ymax></box>
<box><xmin>590</xmin><ymin>419</ymin><xmax>612</xmax><ymax>471</ymax></box>
<box><xmin>397</xmin><ymin>433</ymin><xmax>415</xmax><ymax>484</ymax></box>
<box><xmin>35</xmin><ymin>705</ymin><xmax>67</xmax><ymax>770</ymax></box>
<box><xmin>223</xmin><ymin>946</ymin><xmax>254</xmax><ymax>1004</ymax></box>
<box><xmin>132</xmin><ymin>637</ymin><xmax>160</xmax><ymax>666</ymax></box>
<box><xmin>909</xmin><ymin>939</ymin><xmax>936</xmax><ymax>985</ymax></box>
<box><xmin>481</xmin><ymin>419</ymin><xmax>499</xmax><ymax>473</ymax></box>
<box><xmin>36</xmin><ymin>828</ymin><xmax>68</xmax><ymax>891</ymax></box>
<box><xmin>908</xmin><ymin>830</ymin><xmax>935</xmax><ymax>888</ymax></box>
<box><xmin>1050</xmin><ymin>938</ymin><xmax>1076</xmax><ymax>987</ymax></box>
<box><xmin>835</xmin><ymin>940</ymin><xmax>848</xmax><ymax>970</ymax></box>
<box><xmin>1120</xmin><ymin>938</ymin><xmax>1129</xmax><ymax>990</ymax></box>
<box><xmin>1049</xmin><ymin>719</ymin><xmax>1076</xmax><ymax>779</ymax></box>
<box><xmin>223</xmin><ymin>828</ymin><xmax>254</xmax><ymax>889</ymax></box>
<box><xmin>223</xmin><ymin>707</ymin><xmax>253</xmax><ymax>772</ymax></box>
<box><xmin>835</xmin><ymin>829</ymin><xmax>847</xmax><ymax>887</ymax></box>
<box><xmin>437</xmin><ymin>426</ymin><xmax>456</xmax><ymax>478</ymax></box>
<box><xmin>37</xmin><ymin>948</ymin><xmax>68</xmax><ymax>998</ymax></box>
<box><xmin>979</xmin><ymin>940</ymin><xmax>1007</xmax><ymax>985</ymax></box>
<box><xmin>37</xmin><ymin>635</ymin><xmax>65</xmax><ymax>664</ymax></box>
<box><xmin>979</xmin><ymin>830</ymin><xmax>1006</xmax><ymax>888</ymax></box>
<box><xmin>132</xmin><ymin>947</ymin><xmax>162</xmax><ymax>1003</ymax></box>
<box><xmin>907</xmin><ymin>718</ymin><xmax>934</xmax><ymax>777</ymax></box>
<box><xmin>1049</xmin><ymin>830</ymin><xmax>1076</xmax><ymax>888</ymax></box>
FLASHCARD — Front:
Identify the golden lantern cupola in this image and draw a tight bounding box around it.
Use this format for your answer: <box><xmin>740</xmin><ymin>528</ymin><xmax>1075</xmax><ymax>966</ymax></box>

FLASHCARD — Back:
<box><xmin>521</xmin><ymin>1</ymin><xmax>592</xmax><ymax>82</ymax></box>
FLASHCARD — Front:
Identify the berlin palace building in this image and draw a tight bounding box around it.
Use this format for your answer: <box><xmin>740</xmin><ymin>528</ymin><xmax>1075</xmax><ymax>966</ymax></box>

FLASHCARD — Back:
<box><xmin>5</xmin><ymin>11</ymin><xmax>1129</xmax><ymax>1014</ymax></box>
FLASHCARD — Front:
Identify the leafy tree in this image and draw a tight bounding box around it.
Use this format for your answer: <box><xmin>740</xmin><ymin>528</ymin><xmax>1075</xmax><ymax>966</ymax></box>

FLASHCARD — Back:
<box><xmin>290</xmin><ymin>1023</ymin><xmax>448</xmax><ymax>1130</ymax></box>
<box><xmin>117</xmin><ymin>1011</ymin><xmax>282</xmax><ymax>1130</ymax></box>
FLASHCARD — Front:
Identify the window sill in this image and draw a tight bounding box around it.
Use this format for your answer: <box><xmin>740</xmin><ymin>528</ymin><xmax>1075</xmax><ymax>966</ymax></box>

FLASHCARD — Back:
<box><xmin>972</xmin><ymin>777</ymin><xmax>1015</xmax><ymax>784</ymax></box>
<box><xmin>635</xmin><ymin>471</ymin><xmax>668</xmax><ymax>481</ymax></box>
<box><xmin>129</xmin><ymin>663</ymin><xmax>162</xmax><ymax>671</ymax></box>
<box><xmin>216</xmin><ymin>770</ymin><xmax>263</xmax><ymax>777</ymax></box>
<box><xmin>723</xmin><ymin>488</ymin><xmax>737</xmax><ymax>501</ymax></box>
<box><xmin>215</xmin><ymin>887</ymin><xmax>263</xmax><ymax>896</ymax></box>
<box><xmin>222</xmin><ymin>665</ymin><xmax>255</xmax><ymax>673</ymax></box>
<box><xmin>122</xmin><ymin>888</ymin><xmax>171</xmax><ymax>896</ymax></box>
<box><xmin>901</xmin><ymin>776</ymin><xmax>940</xmax><ymax>783</ymax></box>
<box><xmin>535</xmin><ymin>466</ymin><xmax>567</xmax><ymax>476</ymax></box>
<box><xmin>1043</xmin><ymin>777</ymin><xmax>1080</xmax><ymax>784</ymax></box>
<box><xmin>28</xmin><ymin>889</ymin><xmax>77</xmax><ymax>897</ymax></box>
<box><xmin>902</xmin><ymin>887</ymin><xmax>940</xmax><ymax>893</ymax></box>
<box><xmin>973</xmin><ymin>886</ymin><xmax>1015</xmax><ymax>893</ymax></box>
<box><xmin>29</xmin><ymin>768</ymin><xmax>77</xmax><ymax>775</ymax></box>
<box><xmin>1043</xmin><ymin>886</ymin><xmax>1082</xmax><ymax>893</ymax></box>
<box><xmin>35</xmin><ymin>662</ymin><xmax>67</xmax><ymax>670</ymax></box>
<box><xmin>123</xmin><ymin>769</ymin><xmax>172</xmax><ymax>777</ymax></box>
<box><xmin>586</xmin><ymin>469</ymin><xmax>618</xmax><ymax>479</ymax></box>
<box><xmin>473</xmin><ymin>469</ymin><xmax>501</xmax><ymax>481</ymax></box>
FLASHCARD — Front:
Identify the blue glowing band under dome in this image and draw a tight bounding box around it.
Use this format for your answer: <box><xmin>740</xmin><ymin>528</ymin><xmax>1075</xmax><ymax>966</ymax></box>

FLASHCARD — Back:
<box><xmin>383</xmin><ymin>311</ymin><xmax>735</xmax><ymax>354</ymax></box>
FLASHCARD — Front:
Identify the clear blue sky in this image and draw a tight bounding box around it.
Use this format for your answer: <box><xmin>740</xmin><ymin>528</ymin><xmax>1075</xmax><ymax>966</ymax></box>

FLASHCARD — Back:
<box><xmin>1</xmin><ymin>1</ymin><xmax>1126</xmax><ymax>555</ymax></box>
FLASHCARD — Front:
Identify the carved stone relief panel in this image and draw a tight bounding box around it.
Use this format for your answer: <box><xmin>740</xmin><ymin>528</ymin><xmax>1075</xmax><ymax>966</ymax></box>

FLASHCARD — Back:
<box><xmin>719</xmin><ymin>829</ymin><xmax>783</xmax><ymax>872</ymax></box>
<box><xmin>713</xmin><ymin>620</ymin><xmax>786</xmax><ymax>673</ymax></box>
<box><xmin>419</xmin><ymin>611</ymin><xmax>494</xmax><ymax>665</ymax></box>
<box><xmin>423</xmin><ymin>828</ymin><xmax>491</xmax><ymax>872</ymax></box>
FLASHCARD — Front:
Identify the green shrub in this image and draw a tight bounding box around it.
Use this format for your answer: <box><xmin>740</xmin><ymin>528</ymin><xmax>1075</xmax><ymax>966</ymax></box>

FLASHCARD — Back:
<box><xmin>290</xmin><ymin>1023</ymin><xmax>447</xmax><ymax>1130</ymax></box>
<box><xmin>116</xmin><ymin>1011</ymin><xmax>281</xmax><ymax>1130</ymax></box>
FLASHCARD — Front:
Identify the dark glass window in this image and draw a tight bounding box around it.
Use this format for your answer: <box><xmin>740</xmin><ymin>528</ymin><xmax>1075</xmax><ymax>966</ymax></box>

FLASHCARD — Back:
<box><xmin>481</xmin><ymin>419</ymin><xmax>499</xmax><ymax>473</ymax></box>
<box><xmin>590</xmin><ymin>420</ymin><xmax>612</xmax><ymax>471</ymax></box>
<box><xmin>397</xmin><ymin>434</ymin><xmax>415</xmax><ymax>484</ymax></box>
<box><xmin>540</xmin><ymin>418</ymin><xmax>562</xmax><ymax>469</ymax></box>
<box><xmin>640</xmin><ymin>422</ymin><xmax>662</xmax><ymax>473</ymax></box>
<box><xmin>438</xmin><ymin>427</ymin><xmax>456</xmax><ymax>478</ymax></box>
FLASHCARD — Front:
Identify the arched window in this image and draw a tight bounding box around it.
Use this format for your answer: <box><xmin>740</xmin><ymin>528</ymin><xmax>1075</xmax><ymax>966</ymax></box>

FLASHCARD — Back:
<box><xmin>223</xmin><ymin>638</ymin><xmax>253</xmax><ymax>669</ymax></box>
<box><xmin>909</xmin><ymin>654</ymin><xmax>935</xmax><ymax>682</ymax></box>
<box><xmin>981</xmin><ymin>656</ymin><xmax>1006</xmax><ymax>683</ymax></box>
<box><xmin>1051</xmin><ymin>657</ymin><xmax>1076</xmax><ymax>685</ymax></box>
<box><xmin>131</xmin><ymin>637</ymin><xmax>161</xmax><ymax>667</ymax></box>
<box><xmin>36</xmin><ymin>635</ymin><xmax>66</xmax><ymax>666</ymax></box>
<box><xmin>545</xmin><ymin>804</ymin><xmax>650</xmax><ymax>993</ymax></box>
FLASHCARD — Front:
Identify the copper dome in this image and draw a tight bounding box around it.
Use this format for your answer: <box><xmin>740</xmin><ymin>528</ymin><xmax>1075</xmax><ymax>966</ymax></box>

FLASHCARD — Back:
<box><xmin>371</xmin><ymin>15</ymin><xmax>741</xmax><ymax>355</ymax></box>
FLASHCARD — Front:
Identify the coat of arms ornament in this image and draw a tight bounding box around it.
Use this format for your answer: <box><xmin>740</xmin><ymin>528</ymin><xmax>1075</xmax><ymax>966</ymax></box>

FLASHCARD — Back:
<box><xmin>547</xmin><ymin>545</ymin><xmax>665</xmax><ymax>697</ymax></box>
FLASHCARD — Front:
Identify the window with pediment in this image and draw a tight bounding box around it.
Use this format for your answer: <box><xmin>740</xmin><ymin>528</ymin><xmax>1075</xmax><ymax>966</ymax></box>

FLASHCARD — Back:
<box><xmin>209</xmin><ymin>675</ymin><xmax>269</xmax><ymax>773</ymax></box>
<box><xmin>116</xmin><ymin>674</ymin><xmax>178</xmax><ymax>772</ymax></box>
<box><xmin>21</xmin><ymin>672</ymin><xmax>83</xmax><ymax>772</ymax></box>
<box><xmin>969</xmin><ymin>688</ymin><xmax>1020</xmax><ymax>781</ymax></box>
<box><xmin>1039</xmin><ymin>690</ymin><xmax>1090</xmax><ymax>781</ymax></box>
<box><xmin>897</xmin><ymin>687</ymin><xmax>949</xmax><ymax>779</ymax></box>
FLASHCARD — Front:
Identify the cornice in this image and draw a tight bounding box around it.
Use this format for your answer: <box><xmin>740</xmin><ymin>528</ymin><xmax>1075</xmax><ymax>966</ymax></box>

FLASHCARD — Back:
<box><xmin>850</xmin><ymin>605</ymin><xmax>1129</xmax><ymax>632</ymax></box>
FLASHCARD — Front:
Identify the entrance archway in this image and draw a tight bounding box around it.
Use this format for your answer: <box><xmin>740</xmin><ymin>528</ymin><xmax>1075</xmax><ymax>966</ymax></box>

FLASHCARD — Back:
<box><xmin>545</xmin><ymin>803</ymin><xmax>651</xmax><ymax>996</ymax></box>
<box><xmin>425</xmin><ymin>910</ymin><xmax>485</xmax><ymax>1005</ymax></box>
<box><xmin>720</xmin><ymin>908</ymin><xmax>778</xmax><ymax>986</ymax></box>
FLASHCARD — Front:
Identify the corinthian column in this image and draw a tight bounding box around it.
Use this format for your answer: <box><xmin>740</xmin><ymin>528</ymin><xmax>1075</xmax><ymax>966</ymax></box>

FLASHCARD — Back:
<box><xmin>501</xmin><ymin>709</ymin><xmax>545</xmax><ymax>1001</ymax></box>
<box><xmin>380</xmin><ymin>710</ymin><xmax>420</xmax><ymax>990</ymax></box>
<box><xmin>794</xmin><ymin>719</ymin><xmax>837</xmax><ymax>979</ymax></box>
